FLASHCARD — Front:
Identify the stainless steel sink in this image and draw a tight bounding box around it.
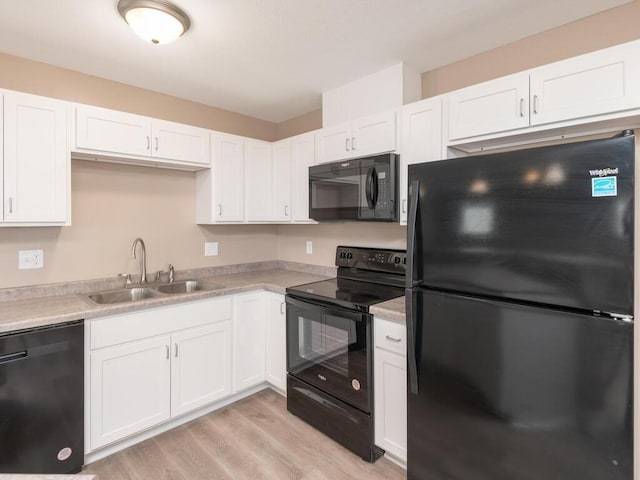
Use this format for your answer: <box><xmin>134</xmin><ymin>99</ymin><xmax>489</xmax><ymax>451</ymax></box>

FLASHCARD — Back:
<box><xmin>156</xmin><ymin>280</ymin><xmax>220</xmax><ymax>294</ymax></box>
<box><xmin>87</xmin><ymin>287</ymin><xmax>161</xmax><ymax>305</ymax></box>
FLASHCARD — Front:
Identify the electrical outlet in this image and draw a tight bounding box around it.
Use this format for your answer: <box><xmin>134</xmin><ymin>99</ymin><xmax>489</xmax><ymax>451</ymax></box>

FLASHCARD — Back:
<box><xmin>204</xmin><ymin>241</ymin><xmax>219</xmax><ymax>256</ymax></box>
<box><xmin>306</xmin><ymin>240</ymin><xmax>313</xmax><ymax>255</ymax></box>
<box><xmin>19</xmin><ymin>249</ymin><xmax>44</xmax><ymax>269</ymax></box>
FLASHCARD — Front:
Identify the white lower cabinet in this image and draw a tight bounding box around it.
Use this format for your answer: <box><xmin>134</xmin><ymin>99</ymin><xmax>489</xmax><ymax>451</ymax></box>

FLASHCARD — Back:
<box><xmin>265</xmin><ymin>292</ymin><xmax>287</xmax><ymax>392</ymax></box>
<box><xmin>171</xmin><ymin>322</ymin><xmax>232</xmax><ymax>417</ymax></box>
<box><xmin>374</xmin><ymin>317</ymin><xmax>407</xmax><ymax>463</ymax></box>
<box><xmin>88</xmin><ymin>297</ymin><xmax>233</xmax><ymax>450</ymax></box>
<box><xmin>90</xmin><ymin>335</ymin><xmax>171</xmax><ymax>449</ymax></box>
<box><xmin>233</xmin><ymin>291</ymin><xmax>266</xmax><ymax>392</ymax></box>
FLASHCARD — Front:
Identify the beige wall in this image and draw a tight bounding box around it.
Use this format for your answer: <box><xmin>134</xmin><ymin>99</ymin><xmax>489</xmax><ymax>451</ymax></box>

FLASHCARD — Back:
<box><xmin>1</xmin><ymin>3</ymin><xmax>639</xmax><ymax>289</ymax></box>
<box><xmin>277</xmin><ymin>223</ymin><xmax>406</xmax><ymax>267</ymax></box>
<box><xmin>276</xmin><ymin>109</ymin><xmax>322</xmax><ymax>141</ymax></box>
<box><xmin>421</xmin><ymin>1</ymin><xmax>640</xmax><ymax>97</ymax></box>
<box><xmin>0</xmin><ymin>52</ymin><xmax>277</xmax><ymax>141</ymax></box>
<box><xmin>0</xmin><ymin>160</ymin><xmax>278</xmax><ymax>289</ymax></box>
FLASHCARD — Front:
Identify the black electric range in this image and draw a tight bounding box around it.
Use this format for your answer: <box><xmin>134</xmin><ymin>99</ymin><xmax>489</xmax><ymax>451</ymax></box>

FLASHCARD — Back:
<box><xmin>285</xmin><ymin>246</ymin><xmax>406</xmax><ymax>462</ymax></box>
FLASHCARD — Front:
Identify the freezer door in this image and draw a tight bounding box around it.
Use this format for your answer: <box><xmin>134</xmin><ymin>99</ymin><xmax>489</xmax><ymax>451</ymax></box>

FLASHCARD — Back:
<box><xmin>407</xmin><ymin>289</ymin><xmax>633</xmax><ymax>480</ymax></box>
<box><xmin>408</xmin><ymin>133</ymin><xmax>634</xmax><ymax>314</ymax></box>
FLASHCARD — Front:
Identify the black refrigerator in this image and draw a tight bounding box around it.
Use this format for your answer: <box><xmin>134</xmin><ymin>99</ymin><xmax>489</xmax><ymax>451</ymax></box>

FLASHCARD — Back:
<box><xmin>406</xmin><ymin>131</ymin><xmax>634</xmax><ymax>480</ymax></box>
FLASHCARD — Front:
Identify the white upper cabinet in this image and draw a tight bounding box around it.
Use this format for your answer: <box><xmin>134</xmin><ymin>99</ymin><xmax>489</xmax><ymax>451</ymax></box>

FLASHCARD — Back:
<box><xmin>315</xmin><ymin>110</ymin><xmax>397</xmax><ymax>164</ymax></box>
<box><xmin>272</xmin><ymin>139</ymin><xmax>293</xmax><ymax>222</ymax></box>
<box><xmin>529</xmin><ymin>41</ymin><xmax>640</xmax><ymax>126</ymax></box>
<box><xmin>245</xmin><ymin>139</ymin><xmax>274</xmax><ymax>222</ymax></box>
<box><xmin>447</xmin><ymin>72</ymin><xmax>530</xmax><ymax>141</ymax></box>
<box><xmin>76</xmin><ymin>105</ymin><xmax>151</xmax><ymax>157</ymax></box>
<box><xmin>196</xmin><ymin>132</ymin><xmax>245</xmax><ymax>223</ymax></box>
<box><xmin>152</xmin><ymin>119</ymin><xmax>210</xmax><ymax>165</ymax></box>
<box><xmin>3</xmin><ymin>91</ymin><xmax>69</xmax><ymax>224</ymax></box>
<box><xmin>290</xmin><ymin>131</ymin><xmax>316</xmax><ymax>223</ymax></box>
<box><xmin>400</xmin><ymin>97</ymin><xmax>442</xmax><ymax>224</ymax></box>
<box><xmin>74</xmin><ymin>104</ymin><xmax>210</xmax><ymax>168</ymax></box>
<box><xmin>447</xmin><ymin>40</ymin><xmax>640</xmax><ymax>143</ymax></box>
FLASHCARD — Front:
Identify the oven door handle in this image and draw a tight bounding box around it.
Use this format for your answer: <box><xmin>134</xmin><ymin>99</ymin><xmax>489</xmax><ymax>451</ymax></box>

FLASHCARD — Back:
<box><xmin>285</xmin><ymin>295</ymin><xmax>368</xmax><ymax>323</ymax></box>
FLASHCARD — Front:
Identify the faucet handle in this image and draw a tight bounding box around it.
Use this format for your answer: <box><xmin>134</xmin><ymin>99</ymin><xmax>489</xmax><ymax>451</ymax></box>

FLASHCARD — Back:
<box><xmin>118</xmin><ymin>273</ymin><xmax>132</xmax><ymax>288</ymax></box>
<box><xmin>168</xmin><ymin>264</ymin><xmax>175</xmax><ymax>283</ymax></box>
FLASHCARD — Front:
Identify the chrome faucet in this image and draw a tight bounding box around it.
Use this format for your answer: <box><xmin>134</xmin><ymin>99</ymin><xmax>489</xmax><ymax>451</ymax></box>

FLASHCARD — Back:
<box><xmin>130</xmin><ymin>238</ymin><xmax>147</xmax><ymax>284</ymax></box>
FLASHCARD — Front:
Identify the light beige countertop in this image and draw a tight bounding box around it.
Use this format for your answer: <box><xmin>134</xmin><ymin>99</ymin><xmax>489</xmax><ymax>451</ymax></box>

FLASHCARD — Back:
<box><xmin>370</xmin><ymin>296</ymin><xmax>406</xmax><ymax>324</ymax></box>
<box><xmin>0</xmin><ymin>476</ymin><xmax>95</xmax><ymax>480</ymax></box>
<box><xmin>0</xmin><ymin>262</ymin><xmax>333</xmax><ymax>334</ymax></box>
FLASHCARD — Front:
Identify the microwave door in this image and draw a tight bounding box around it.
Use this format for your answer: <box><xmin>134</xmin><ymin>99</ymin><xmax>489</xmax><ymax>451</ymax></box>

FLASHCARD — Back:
<box><xmin>309</xmin><ymin>164</ymin><xmax>362</xmax><ymax>220</ymax></box>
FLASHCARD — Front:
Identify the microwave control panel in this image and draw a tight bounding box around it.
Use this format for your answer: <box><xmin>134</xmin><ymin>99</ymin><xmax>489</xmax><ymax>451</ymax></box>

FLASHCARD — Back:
<box><xmin>335</xmin><ymin>246</ymin><xmax>406</xmax><ymax>273</ymax></box>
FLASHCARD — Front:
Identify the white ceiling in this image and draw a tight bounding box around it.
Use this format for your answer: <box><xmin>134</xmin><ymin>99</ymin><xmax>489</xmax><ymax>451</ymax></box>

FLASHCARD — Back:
<box><xmin>0</xmin><ymin>0</ymin><xmax>631</xmax><ymax>123</ymax></box>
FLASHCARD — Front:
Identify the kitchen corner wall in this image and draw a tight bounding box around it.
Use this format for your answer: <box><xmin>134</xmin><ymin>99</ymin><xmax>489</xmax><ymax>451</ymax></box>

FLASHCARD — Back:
<box><xmin>276</xmin><ymin>223</ymin><xmax>406</xmax><ymax>267</ymax></box>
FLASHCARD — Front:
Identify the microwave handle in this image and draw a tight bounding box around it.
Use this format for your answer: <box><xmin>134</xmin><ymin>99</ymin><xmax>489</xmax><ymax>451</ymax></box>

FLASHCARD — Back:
<box><xmin>365</xmin><ymin>167</ymin><xmax>378</xmax><ymax>209</ymax></box>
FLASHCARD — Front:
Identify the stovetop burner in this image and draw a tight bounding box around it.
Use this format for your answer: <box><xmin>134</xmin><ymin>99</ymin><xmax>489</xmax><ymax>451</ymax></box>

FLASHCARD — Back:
<box><xmin>286</xmin><ymin>246</ymin><xmax>407</xmax><ymax>312</ymax></box>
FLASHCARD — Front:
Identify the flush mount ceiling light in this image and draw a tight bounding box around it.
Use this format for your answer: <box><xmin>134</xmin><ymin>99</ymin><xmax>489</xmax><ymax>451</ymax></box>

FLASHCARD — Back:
<box><xmin>117</xmin><ymin>0</ymin><xmax>191</xmax><ymax>45</ymax></box>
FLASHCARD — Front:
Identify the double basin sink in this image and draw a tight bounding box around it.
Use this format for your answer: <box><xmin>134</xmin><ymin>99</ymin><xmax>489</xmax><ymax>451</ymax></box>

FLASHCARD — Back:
<box><xmin>87</xmin><ymin>280</ymin><xmax>223</xmax><ymax>305</ymax></box>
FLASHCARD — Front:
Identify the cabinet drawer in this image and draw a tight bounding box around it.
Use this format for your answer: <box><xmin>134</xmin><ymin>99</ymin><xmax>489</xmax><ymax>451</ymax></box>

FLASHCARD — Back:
<box><xmin>374</xmin><ymin>317</ymin><xmax>406</xmax><ymax>356</ymax></box>
<box><xmin>91</xmin><ymin>296</ymin><xmax>233</xmax><ymax>350</ymax></box>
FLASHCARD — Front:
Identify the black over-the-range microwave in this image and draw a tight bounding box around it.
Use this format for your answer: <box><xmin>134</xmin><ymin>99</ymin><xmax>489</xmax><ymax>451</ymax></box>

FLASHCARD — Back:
<box><xmin>308</xmin><ymin>153</ymin><xmax>399</xmax><ymax>222</ymax></box>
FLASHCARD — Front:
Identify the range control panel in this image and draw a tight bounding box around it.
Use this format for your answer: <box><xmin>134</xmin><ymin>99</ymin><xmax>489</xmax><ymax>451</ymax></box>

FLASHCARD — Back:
<box><xmin>335</xmin><ymin>246</ymin><xmax>406</xmax><ymax>273</ymax></box>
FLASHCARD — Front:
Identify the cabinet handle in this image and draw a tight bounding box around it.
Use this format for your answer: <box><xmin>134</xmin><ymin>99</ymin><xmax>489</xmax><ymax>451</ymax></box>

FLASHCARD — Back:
<box><xmin>284</xmin><ymin>205</ymin><xmax>289</xmax><ymax>216</ymax></box>
<box><xmin>385</xmin><ymin>335</ymin><xmax>402</xmax><ymax>343</ymax></box>
<box><xmin>155</xmin><ymin>137</ymin><xmax>159</xmax><ymax>151</ymax></box>
<box><xmin>165</xmin><ymin>345</ymin><xmax>170</xmax><ymax>359</ymax></box>
<box><xmin>146</xmin><ymin>136</ymin><xmax>150</xmax><ymax>150</ymax></box>
<box><xmin>519</xmin><ymin>98</ymin><xmax>525</xmax><ymax>117</ymax></box>
<box><xmin>280</xmin><ymin>302</ymin><xmax>285</xmax><ymax>315</ymax></box>
<box><xmin>218</xmin><ymin>204</ymin><xmax>223</xmax><ymax>216</ymax></box>
<box><xmin>345</xmin><ymin>138</ymin><xmax>350</xmax><ymax>151</ymax></box>
<box><xmin>351</xmin><ymin>137</ymin><xmax>356</xmax><ymax>150</ymax></box>
<box><xmin>533</xmin><ymin>95</ymin><xmax>539</xmax><ymax>114</ymax></box>
<box><xmin>174</xmin><ymin>343</ymin><xmax>178</xmax><ymax>358</ymax></box>
<box><xmin>402</xmin><ymin>198</ymin><xmax>407</xmax><ymax>214</ymax></box>
<box><xmin>8</xmin><ymin>197</ymin><xmax>13</xmax><ymax>214</ymax></box>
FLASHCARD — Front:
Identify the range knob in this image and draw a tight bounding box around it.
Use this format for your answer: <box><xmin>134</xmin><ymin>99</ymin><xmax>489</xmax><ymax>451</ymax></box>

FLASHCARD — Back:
<box><xmin>393</xmin><ymin>256</ymin><xmax>401</xmax><ymax>265</ymax></box>
<box><xmin>339</xmin><ymin>252</ymin><xmax>346</xmax><ymax>259</ymax></box>
<box><xmin>346</xmin><ymin>252</ymin><xmax>353</xmax><ymax>260</ymax></box>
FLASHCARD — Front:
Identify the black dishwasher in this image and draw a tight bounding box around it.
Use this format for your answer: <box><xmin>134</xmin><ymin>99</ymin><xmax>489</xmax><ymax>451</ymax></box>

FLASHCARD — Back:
<box><xmin>0</xmin><ymin>320</ymin><xmax>84</xmax><ymax>474</ymax></box>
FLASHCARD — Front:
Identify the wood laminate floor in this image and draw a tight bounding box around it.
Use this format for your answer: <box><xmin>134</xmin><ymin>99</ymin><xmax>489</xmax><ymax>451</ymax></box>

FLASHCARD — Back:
<box><xmin>83</xmin><ymin>389</ymin><xmax>406</xmax><ymax>480</ymax></box>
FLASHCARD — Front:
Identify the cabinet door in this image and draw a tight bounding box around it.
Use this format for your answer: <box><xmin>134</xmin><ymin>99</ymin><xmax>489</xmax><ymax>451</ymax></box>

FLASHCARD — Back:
<box><xmin>530</xmin><ymin>42</ymin><xmax>640</xmax><ymax>126</ymax></box>
<box><xmin>400</xmin><ymin>98</ymin><xmax>442</xmax><ymax>224</ymax></box>
<box><xmin>315</xmin><ymin>122</ymin><xmax>352</xmax><ymax>164</ymax></box>
<box><xmin>351</xmin><ymin>110</ymin><xmax>397</xmax><ymax>157</ymax></box>
<box><xmin>151</xmin><ymin>119</ymin><xmax>210</xmax><ymax>165</ymax></box>
<box><xmin>212</xmin><ymin>132</ymin><xmax>244</xmax><ymax>222</ymax></box>
<box><xmin>90</xmin><ymin>336</ymin><xmax>171</xmax><ymax>449</ymax></box>
<box><xmin>374</xmin><ymin>347</ymin><xmax>407</xmax><ymax>462</ymax></box>
<box><xmin>233</xmin><ymin>291</ymin><xmax>266</xmax><ymax>392</ymax></box>
<box><xmin>291</xmin><ymin>131</ymin><xmax>315</xmax><ymax>222</ymax></box>
<box><xmin>4</xmin><ymin>92</ymin><xmax>68</xmax><ymax>223</ymax></box>
<box><xmin>448</xmin><ymin>72</ymin><xmax>530</xmax><ymax>141</ymax></box>
<box><xmin>75</xmin><ymin>105</ymin><xmax>151</xmax><ymax>157</ymax></box>
<box><xmin>245</xmin><ymin>139</ymin><xmax>273</xmax><ymax>221</ymax></box>
<box><xmin>272</xmin><ymin>139</ymin><xmax>292</xmax><ymax>222</ymax></box>
<box><xmin>265</xmin><ymin>293</ymin><xmax>287</xmax><ymax>392</ymax></box>
<box><xmin>171</xmin><ymin>322</ymin><xmax>233</xmax><ymax>417</ymax></box>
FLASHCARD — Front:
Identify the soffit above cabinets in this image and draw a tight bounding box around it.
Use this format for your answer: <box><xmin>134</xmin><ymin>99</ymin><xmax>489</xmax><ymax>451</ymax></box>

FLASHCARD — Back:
<box><xmin>0</xmin><ymin>0</ymin><xmax>631</xmax><ymax>123</ymax></box>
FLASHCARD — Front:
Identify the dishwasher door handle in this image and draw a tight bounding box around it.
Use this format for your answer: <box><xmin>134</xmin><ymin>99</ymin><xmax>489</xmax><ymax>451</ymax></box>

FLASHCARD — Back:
<box><xmin>0</xmin><ymin>350</ymin><xmax>28</xmax><ymax>364</ymax></box>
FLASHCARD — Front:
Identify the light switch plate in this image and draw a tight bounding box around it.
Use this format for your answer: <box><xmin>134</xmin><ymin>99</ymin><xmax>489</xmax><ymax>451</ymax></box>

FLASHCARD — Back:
<box><xmin>19</xmin><ymin>249</ymin><xmax>44</xmax><ymax>269</ymax></box>
<box><xmin>204</xmin><ymin>242</ymin><xmax>219</xmax><ymax>256</ymax></box>
<box><xmin>306</xmin><ymin>240</ymin><xmax>313</xmax><ymax>255</ymax></box>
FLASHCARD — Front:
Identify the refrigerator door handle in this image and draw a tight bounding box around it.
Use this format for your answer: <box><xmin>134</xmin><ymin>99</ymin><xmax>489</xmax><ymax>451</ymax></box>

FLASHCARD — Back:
<box><xmin>406</xmin><ymin>180</ymin><xmax>420</xmax><ymax>288</ymax></box>
<box><xmin>406</xmin><ymin>288</ymin><xmax>419</xmax><ymax>394</ymax></box>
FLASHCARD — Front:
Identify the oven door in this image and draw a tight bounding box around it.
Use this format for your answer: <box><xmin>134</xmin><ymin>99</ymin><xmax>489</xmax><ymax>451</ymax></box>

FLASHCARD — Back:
<box><xmin>286</xmin><ymin>295</ymin><xmax>372</xmax><ymax>412</ymax></box>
